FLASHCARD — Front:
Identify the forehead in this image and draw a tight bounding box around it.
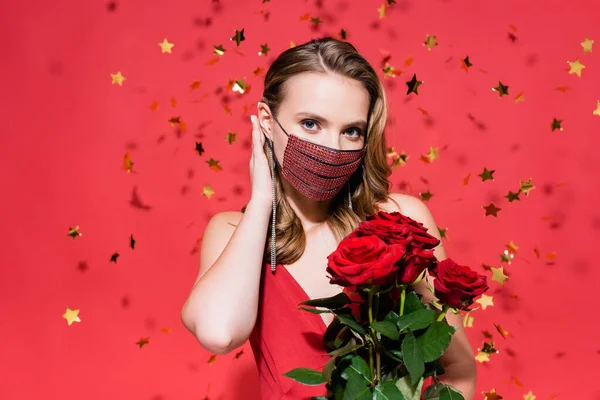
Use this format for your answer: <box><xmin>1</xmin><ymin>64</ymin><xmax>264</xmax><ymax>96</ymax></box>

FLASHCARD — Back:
<box><xmin>281</xmin><ymin>72</ymin><xmax>370</xmax><ymax>120</ymax></box>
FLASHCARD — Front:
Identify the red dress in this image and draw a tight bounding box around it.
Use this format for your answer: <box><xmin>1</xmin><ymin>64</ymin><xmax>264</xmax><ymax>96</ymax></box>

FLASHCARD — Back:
<box><xmin>249</xmin><ymin>263</ymin><xmax>330</xmax><ymax>399</ymax></box>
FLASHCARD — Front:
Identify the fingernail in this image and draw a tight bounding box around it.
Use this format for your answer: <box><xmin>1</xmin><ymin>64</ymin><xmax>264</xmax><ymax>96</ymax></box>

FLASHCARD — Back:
<box><xmin>251</xmin><ymin>115</ymin><xmax>255</xmax><ymax>123</ymax></box>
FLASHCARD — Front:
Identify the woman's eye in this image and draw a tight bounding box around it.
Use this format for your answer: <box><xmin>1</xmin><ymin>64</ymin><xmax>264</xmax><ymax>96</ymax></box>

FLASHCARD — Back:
<box><xmin>301</xmin><ymin>119</ymin><xmax>319</xmax><ymax>130</ymax></box>
<box><xmin>345</xmin><ymin>128</ymin><xmax>362</xmax><ymax>138</ymax></box>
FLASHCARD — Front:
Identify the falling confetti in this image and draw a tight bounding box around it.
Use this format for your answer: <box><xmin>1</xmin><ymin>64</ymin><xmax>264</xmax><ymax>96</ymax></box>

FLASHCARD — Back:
<box><xmin>62</xmin><ymin>306</ymin><xmax>81</xmax><ymax>326</ymax></box>
<box><xmin>110</xmin><ymin>71</ymin><xmax>126</xmax><ymax>86</ymax></box>
<box><xmin>158</xmin><ymin>38</ymin><xmax>174</xmax><ymax>53</ymax></box>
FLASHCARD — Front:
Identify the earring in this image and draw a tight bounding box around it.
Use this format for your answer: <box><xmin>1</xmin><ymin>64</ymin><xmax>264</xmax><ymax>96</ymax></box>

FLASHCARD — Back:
<box><xmin>268</xmin><ymin>143</ymin><xmax>277</xmax><ymax>274</ymax></box>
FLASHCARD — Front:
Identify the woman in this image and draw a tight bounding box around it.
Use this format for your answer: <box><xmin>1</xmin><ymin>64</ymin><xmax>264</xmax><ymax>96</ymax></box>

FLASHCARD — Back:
<box><xmin>181</xmin><ymin>37</ymin><xmax>477</xmax><ymax>399</ymax></box>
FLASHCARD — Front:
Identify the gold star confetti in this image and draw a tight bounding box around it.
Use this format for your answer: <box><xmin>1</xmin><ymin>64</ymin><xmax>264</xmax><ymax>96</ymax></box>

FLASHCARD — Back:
<box><xmin>189</xmin><ymin>80</ymin><xmax>201</xmax><ymax>90</ymax></box>
<box><xmin>492</xmin><ymin>81</ymin><xmax>509</xmax><ymax>97</ymax></box>
<box><xmin>506</xmin><ymin>240</ymin><xmax>518</xmax><ymax>255</ymax></box>
<box><xmin>229</xmin><ymin>78</ymin><xmax>249</xmax><ymax>94</ymax></box>
<box><xmin>505</xmin><ymin>190</ymin><xmax>521</xmax><ymax>202</ymax></box>
<box><xmin>475</xmin><ymin>350</ymin><xmax>490</xmax><ymax>363</ymax></box>
<box><xmin>475</xmin><ymin>294</ymin><xmax>494</xmax><ymax>310</ymax></box>
<box><xmin>206</xmin><ymin>158</ymin><xmax>222</xmax><ymax>172</ymax></box>
<box><xmin>478</xmin><ymin>167</ymin><xmax>495</xmax><ymax>182</ymax></box>
<box><xmin>567</xmin><ymin>58</ymin><xmax>585</xmax><ymax>77</ymax></box>
<box><xmin>593</xmin><ymin>100</ymin><xmax>600</xmax><ymax>116</ymax></box>
<box><xmin>514</xmin><ymin>92</ymin><xmax>525</xmax><ymax>103</ymax></box>
<box><xmin>550</xmin><ymin>118</ymin><xmax>563</xmax><ymax>131</ymax></box>
<box><xmin>67</xmin><ymin>225</ymin><xmax>83</xmax><ymax>239</ymax></box>
<box><xmin>226</xmin><ymin>131</ymin><xmax>237</xmax><ymax>144</ymax></box>
<box><xmin>419</xmin><ymin>189</ymin><xmax>433</xmax><ymax>202</ymax></box>
<box><xmin>523</xmin><ymin>391</ymin><xmax>536</xmax><ymax>400</ymax></box>
<box><xmin>62</xmin><ymin>306</ymin><xmax>81</xmax><ymax>326</ymax></box>
<box><xmin>310</xmin><ymin>16</ymin><xmax>322</xmax><ymax>25</ymax></box>
<box><xmin>136</xmin><ymin>337</ymin><xmax>150</xmax><ymax>348</ymax></box>
<box><xmin>424</xmin><ymin>34</ymin><xmax>438</xmax><ymax>50</ymax></box>
<box><xmin>406</xmin><ymin>73</ymin><xmax>423</xmax><ymax>95</ymax></box>
<box><xmin>259</xmin><ymin>43</ymin><xmax>270</xmax><ymax>56</ymax></box>
<box><xmin>377</xmin><ymin>3</ymin><xmax>387</xmax><ymax>18</ymax></box>
<box><xmin>208</xmin><ymin>354</ymin><xmax>218</xmax><ymax>365</ymax></box>
<box><xmin>500</xmin><ymin>251</ymin><xmax>514</xmax><ymax>265</ymax></box>
<box><xmin>491</xmin><ymin>266</ymin><xmax>508</xmax><ymax>286</ymax></box>
<box><xmin>483</xmin><ymin>203</ymin><xmax>501</xmax><ymax>217</ymax></box>
<box><xmin>438</xmin><ymin>226</ymin><xmax>448</xmax><ymax>239</ymax></box>
<box><xmin>483</xmin><ymin>388</ymin><xmax>503</xmax><ymax>400</ymax></box>
<box><xmin>110</xmin><ymin>71</ymin><xmax>126</xmax><ymax>86</ymax></box>
<box><xmin>518</xmin><ymin>178</ymin><xmax>535</xmax><ymax>196</ymax></box>
<box><xmin>202</xmin><ymin>185</ymin><xmax>215</xmax><ymax>199</ymax></box>
<box><xmin>421</xmin><ymin>146</ymin><xmax>439</xmax><ymax>163</ymax></box>
<box><xmin>382</xmin><ymin>62</ymin><xmax>402</xmax><ymax>78</ymax></box>
<box><xmin>195</xmin><ymin>142</ymin><xmax>205</xmax><ymax>156</ymax></box>
<box><xmin>213</xmin><ymin>44</ymin><xmax>226</xmax><ymax>56</ymax></box>
<box><xmin>463</xmin><ymin>312</ymin><xmax>474</xmax><ymax>328</ymax></box>
<box><xmin>494</xmin><ymin>323</ymin><xmax>510</xmax><ymax>339</ymax></box>
<box><xmin>158</xmin><ymin>38</ymin><xmax>174</xmax><ymax>53</ymax></box>
<box><xmin>123</xmin><ymin>151</ymin><xmax>134</xmax><ymax>173</ymax></box>
<box><xmin>110</xmin><ymin>251</ymin><xmax>120</xmax><ymax>263</ymax></box>
<box><xmin>130</xmin><ymin>234</ymin><xmax>136</xmax><ymax>250</ymax></box>
<box><xmin>581</xmin><ymin>37</ymin><xmax>594</xmax><ymax>53</ymax></box>
<box><xmin>463</xmin><ymin>173</ymin><xmax>471</xmax><ymax>185</ymax></box>
<box><xmin>230</xmin><ymin>28</ymin><xmax>245</xmax><ymax>46</ymax></box>
<box><xmin>149</xmin><ymin>100</ymin><xmax>160</xmax><ymax>110</ymax></box>
<box><xmin>460</xmin><ymin>56</ymin><xmax>472</xmax><ymax>72</ymax></box>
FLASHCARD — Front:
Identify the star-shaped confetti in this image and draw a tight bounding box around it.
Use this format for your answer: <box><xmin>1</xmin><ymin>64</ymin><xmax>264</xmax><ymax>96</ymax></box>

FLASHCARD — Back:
<box><xmin>523</xmin><ymin>391</ymin><xmax>536</xmax><ymax>400</ymax></box>
<box><xmin>494</xmin><ymin>323</ymin><xmax>510</xmax><ymax>339</ymax></box>
<box><xmin>123</xmin><ymin>151</ymin><xmax>134</xmax><ymax>173</ymax></box>
<box><xmin>483</xmin><ymin>203</ymin><xmax>501</xmax><ymax>217</ymax></box>
<box><xmin>158</xmin><ymin>38</ymin><xmax>174</xmax><ymax>53</ymax></box>
<box><xmin>478</xmin><ymin>167</ymin><xmax>495</xmax><ymax>182</ymax></box>
<box><xmin>505</xmin><ymin>190</ymin><xmax>521</xmax><ymax>202</ymax></box>
<box><xmin>491</xmin><ymin>266</ymin><xmax>508</xmax><ymax>286</ymax></box>
<box><xmin>492</xmin><ymin>81</ymin><xmax>509</xmax><ymax>97</ymax></box>
<box><xmin>130</xmin><ymin>234</ymin><xmax>136</xmax><ymax>249</ymax></box>
<box><xmin>195</xmin><ymin>142</ymin><xmax>205</xmax><ymax>156</ymax></box>
<box><xmin>463</xmin><ymin>312</ymin><xmax>474</xmax><ymax>328</ymax></box>
<box><xmin>421</xmin><ymin>146</ymin><xmax>439</xmax><ymax>163</ymax></box>
<box><xmin>229</xmin><ymin>78</ymin><xmax>249</xmax><ymax>94</ymax></box>
<box><xmin>258</xmin><ymin>43</ymin><xmax>270</xmax><ymax>56</ymax></box>
<box><xmin>213</xmin><ymin>44</ymin><xmax>226</xmax><ymax>56</ymax></box>
<box><xmin>226</xmin><ymin>131</ymin><xmax>237</xmax><ymax>144</ymax></box>
<box><xmin>423</xmin><ymin>34</ymin><xmax>438</xmax><ymax>50</ymax></box>
<box><xmin>230</xmin><ymin>29</ymin><xmax>245</xmax><ymax>46</ymax></box>
<box><xmin>206</xmin><ymin>158</ymin><xmax>222</xmax><ymax>172</ymax></box>
<box><xmin>62</xmin><ymin>306</ymin><xmax>81</xmax><ymax>326</ymax></box>
<box><xmin>567</xmin><ymin>58</ymin><xmax>585</xmax><ymax>77</ymax></box>
<box><xmin>110</xmin><ymin>251</ymin><xmax>120</xmax><ymax>263</ymax></box>
<box><xmin>593</xmin><ymin>100</ymin><xmax>600</xmax><ymax>117</ymax></box>
<box><xmin>406</xmin><ymin>74</ymin><xmax>423</xmax><ymax>95</ymax></box>
<box><xmin>377</xmin><ymin>3</ymin><xmax>387</xmax><ymax>18</ymax></box>
<box><xmin>550</xmin><ymin>118</ymin><xmax>563</xmax><ymax>131</ymax></box>
<box><xmin>110</xmin><ymin>71</ymin><xmax>126</xmax><ymax>86</ymax></box>
<box><xmin>483</xmin><ymin>388</ymin><xmax>503</xmax><ymax>400</ymax></box>
<box><xmin>67</xmin><ymin>225</ymin><xmax>83</xmax><ymax>239</ymax></box>
<box><xmin>475</xmin><ymin>294</ymin><xmax>494</xmax><ymax>310</ymax></box>
<box><xmin>518</xmin><ymin>178</ymin><xmax>535</xmax><ymax>196</ymax></box>
<box><xmin>136</xmin><ymin>337</ymin><xmax>150</xmax><ymax>348</ymax></box>
<box><xmin>202</xmin><ymin>185</ymin><xmax>215</xmax><ymax>199</ymax></box>
<box><xmin>581</xmin><ymin>37</ymin><xmax>594</xmax><ymax>53</ymax></box>
<box><xmin>460</xmin><ymin>56</ymin><xmax>472</xmax><ymax>72</ymax></box>
<box><xmin>419</xmin><ymin>189</ymin><xmax>433</xmax><ymax>202</ymax></box>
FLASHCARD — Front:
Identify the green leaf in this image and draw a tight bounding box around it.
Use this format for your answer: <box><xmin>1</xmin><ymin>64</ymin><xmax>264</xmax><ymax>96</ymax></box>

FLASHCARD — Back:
<box><xmin>339</xmin><ymin>353</ymin><xmax>372</xmax><ymax>384</ymax></box>
<box><xmin>403</xmin><ymin>290</ymin><xmax>426</xmax><ymax>314</ymax></box>
<box><xmin>282</xmin><ymin>367</ymin><xmax>326</xmax><ymax>386</ymax></box>
<box><xmin>397</xmin><ymin>308</ymin><xmax>436</xmax><ymax>332</ymax></box>
<box><xmin>395</xmin><ymin>374</ymin><xmax>424</xmax><ymax>400</ymax></box>
<box><xmin>336</xmin><ymin>312</ymin><xmax>366</xmax><ymax>335</ymax></box>
<box><xmin>439</xmin><ymin>385</ymin><xmax>465</xmax><ymax>400</ymax></box>
<box><xmin>372</xmin><ymin>381</ymin><xmax>406</xmax><ymax>400</ymax></box>
<box><xmin>416</xmin><ymin>321</ymin><xmax>457</xmax><ymax>363</ymax></box>
<box><xmin>401</xmin><ymin>331</ymin><xmax>424</xmax><ymax>384</ymax></box>
<box><xmin>370</xmin><ymin>320</ymin><xmax>400</xmax><ymax>340</ymax></box>
<box><xmin>298</xmin><ymin>291</ymin><xmax>351</xmax><ymax>309</ymax></box>
<box><xmin>342</xmin><ymin>372</ymin><xmax>372</xmax><ymax>400</ymax></box>
<box><xmin>322</xmin><ymin>339</ymin><xmax>364</xmax><ymax>383</ymax></box>
<box><xmin>310</xmin><ymin>397</ymin><xmax>328</xmax><ymax>400</ymax></box>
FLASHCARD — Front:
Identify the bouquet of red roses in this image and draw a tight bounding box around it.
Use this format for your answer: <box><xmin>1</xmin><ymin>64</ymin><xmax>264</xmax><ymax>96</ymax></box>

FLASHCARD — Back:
<box><xmin>283</xmin><ymin>211</ymin><xmax>488</xmax><ymax>400</ymax></box>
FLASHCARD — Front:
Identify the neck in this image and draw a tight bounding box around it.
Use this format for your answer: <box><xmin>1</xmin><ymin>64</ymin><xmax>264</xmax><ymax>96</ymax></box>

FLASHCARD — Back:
<box><xmin>280</xmin><ymin>178</ymin><xmax>332</xmax><ymax>232</ymax></box>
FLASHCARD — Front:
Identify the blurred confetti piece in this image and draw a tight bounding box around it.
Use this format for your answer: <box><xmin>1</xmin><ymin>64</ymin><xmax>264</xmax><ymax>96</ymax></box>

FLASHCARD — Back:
<box><xmin>581</xmin><ymin>37</ymin><xmax>594</xmax><ymax>53</ymax></box>
<box><xmin>110</xmin><ymin>71</ymin><xmax>126</xmax><ymax>86</ymax></box>
<box><xmin>62</xmin><ymin>306</ymin><xmax>81</xmax><ymax>326</ymax></box>
<box><xmin>136</xmin><ymin>337</ymin><xmax>150</xmax><ymax>348</ymax></box>
<box><xmin>567</xmin><ymin>58</ymin><xmax>585</xmax><ymax>77</ymax></box>
<box><xmin>67</xmin><ymin>225</ymin><xmax>83</xmax><ymax>239</ymax></box>
<box><xmin>158</xmin><ymin>38</ymin><xmax>174</xmax><ymax>53</ymax></box>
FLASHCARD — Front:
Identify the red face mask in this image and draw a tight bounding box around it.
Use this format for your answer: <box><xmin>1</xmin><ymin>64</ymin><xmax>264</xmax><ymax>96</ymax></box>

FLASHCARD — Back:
<box><xmin>266</xmin><ymin>114</ymin><xmax>368</xmax><ymax>201</ymax></box>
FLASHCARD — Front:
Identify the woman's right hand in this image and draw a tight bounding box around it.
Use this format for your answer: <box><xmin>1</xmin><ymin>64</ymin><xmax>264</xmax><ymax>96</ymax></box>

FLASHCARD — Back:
<box><xmin>249</xmin><ymin>114</ymin><xmax>274</xmax><ymax>209</ymax></box>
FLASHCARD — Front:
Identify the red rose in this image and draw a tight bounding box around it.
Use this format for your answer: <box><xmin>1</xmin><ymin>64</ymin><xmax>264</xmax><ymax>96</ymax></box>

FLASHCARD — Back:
<box><xmin>429</xmin><ymin>258</ymin><xmax>488</xmax><ymax>310</ymax></box>
<box><xmin>347</xmin><ymin>218</ymin><xmax>414</xmax><ymax>246</ymax></box>
<box><xmin>367</xmin><ymin>211</ymin><xmax>440</xmax><ymax>250</ymax></box>
<box><xmin>398</xmin><ymin>247</ymin><xmax>438</xmax><ymax>285</ymax></box>
<box><xmin>326</xmin><ymin>236</ymin><xmax>407</xmax><ymax>287</ymax></box>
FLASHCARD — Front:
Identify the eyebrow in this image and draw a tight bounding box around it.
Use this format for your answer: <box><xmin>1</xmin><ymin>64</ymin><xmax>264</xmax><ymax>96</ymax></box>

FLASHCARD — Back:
<box><xmin>294</xmin><ymin>112</ymin><xmax>367</xmax><ymax>128</ymax></box>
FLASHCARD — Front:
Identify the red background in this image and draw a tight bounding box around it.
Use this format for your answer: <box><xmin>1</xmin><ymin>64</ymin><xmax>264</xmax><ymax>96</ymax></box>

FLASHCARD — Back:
<box><xmin>1</xmin><ymin>0</ymin><xmax>599</xmax><ymax>399</ymax></box>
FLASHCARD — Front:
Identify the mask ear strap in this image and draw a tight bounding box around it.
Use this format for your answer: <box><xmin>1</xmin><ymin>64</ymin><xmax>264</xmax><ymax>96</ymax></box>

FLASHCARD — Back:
<box><xmin>272</xmin><ymin>114</ymin><xmax>290</xmax><ymax>137</ymax></box>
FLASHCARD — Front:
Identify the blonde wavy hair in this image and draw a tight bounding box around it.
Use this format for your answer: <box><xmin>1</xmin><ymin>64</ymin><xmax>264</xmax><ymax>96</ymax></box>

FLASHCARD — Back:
<box><xmin>245</xmin><ymin>36</ymin><xmax>398</xmax><ymax>266</ymax></box>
